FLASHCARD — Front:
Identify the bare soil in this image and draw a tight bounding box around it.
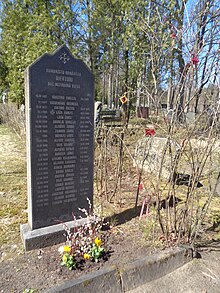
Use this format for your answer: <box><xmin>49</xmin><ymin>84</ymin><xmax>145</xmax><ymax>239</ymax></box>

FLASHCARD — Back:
<box><xmin>0</xmin><ymin>215</ymin><xmax>158</xmax><ymax>293</ymax></box>
<box><xmin>0</xmin><ymin>124</ymin><xmax>219</xmax><ymax>293</ymax></box>
<box><xmin>0</xmin><ymin>125</ymin><xmax>158</xmax><ymax>292</ymax></box>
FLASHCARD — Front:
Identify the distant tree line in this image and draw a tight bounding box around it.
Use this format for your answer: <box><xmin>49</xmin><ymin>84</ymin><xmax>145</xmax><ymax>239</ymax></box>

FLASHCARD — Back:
<box><xmin>0</xmin><ymin>0</ymin><xmax>219</xmax><ymax>113</ymax></box>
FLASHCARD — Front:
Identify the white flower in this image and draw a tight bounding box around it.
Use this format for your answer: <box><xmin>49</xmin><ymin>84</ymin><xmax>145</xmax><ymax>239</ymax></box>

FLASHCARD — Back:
<box><xmin>58</xmin><ymin>246</ymin><xmax>64</xmax><ymax>254</ymax></box>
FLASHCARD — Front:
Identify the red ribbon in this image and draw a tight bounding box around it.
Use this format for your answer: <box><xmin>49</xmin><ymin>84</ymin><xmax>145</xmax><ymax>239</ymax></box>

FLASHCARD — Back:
<box><xmin>145</xmin><ymin>128</ymin><xmax>156</xmax><ymax>136</ymax></box>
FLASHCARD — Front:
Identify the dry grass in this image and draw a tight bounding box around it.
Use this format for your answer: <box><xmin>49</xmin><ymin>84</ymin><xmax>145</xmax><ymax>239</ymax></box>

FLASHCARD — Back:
<box><xmin>0</xmin><ymin>120</ymin><xmax>219</xmax><ymax>262</ymax></box>
<box><xmin>0</xmin><ymin>125</ymin><xmax>27</xmax><ymax>260</ymax></box>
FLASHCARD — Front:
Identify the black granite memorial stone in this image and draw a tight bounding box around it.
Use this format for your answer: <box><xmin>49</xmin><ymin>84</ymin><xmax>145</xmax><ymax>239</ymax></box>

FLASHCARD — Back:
<box><xmin>25</xmin><ymin>45</ymin><xmax>94</xmax><ymax>229</ymax></box>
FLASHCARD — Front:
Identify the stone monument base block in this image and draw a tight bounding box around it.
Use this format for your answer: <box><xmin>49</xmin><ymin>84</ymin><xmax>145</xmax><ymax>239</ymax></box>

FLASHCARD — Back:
<box><xmin>20</xmin><ymin>218</ymin><xmax>89</xmax><ymax>251</ymax></box>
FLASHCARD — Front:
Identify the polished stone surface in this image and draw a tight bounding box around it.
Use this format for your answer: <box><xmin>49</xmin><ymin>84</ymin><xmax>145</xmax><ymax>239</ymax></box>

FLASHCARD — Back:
<box><xmin>25</xmin><ymin>45</ymin><xmax>94</xmax><ymax>229</ymax></box>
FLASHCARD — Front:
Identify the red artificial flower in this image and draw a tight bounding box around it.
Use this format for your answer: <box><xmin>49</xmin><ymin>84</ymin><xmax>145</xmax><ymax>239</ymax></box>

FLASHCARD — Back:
<box><xmin>145</xmin><ymin>128</ymin><xmax>156</xmax><ymax>136</ymax></box>
<box><xmin>192</xmin><ymin>55</ymin><xmax>199</xmax><ymax>65</ymax></box>
<box><xmin>171</xmin><ymin>33</ymin><xmax>177</xmax><ymax>39</ymax></box>
<box><xmin>138</xmin><ymin>184</ymin><xmax>143</xmax><ymax>191</ymax></box>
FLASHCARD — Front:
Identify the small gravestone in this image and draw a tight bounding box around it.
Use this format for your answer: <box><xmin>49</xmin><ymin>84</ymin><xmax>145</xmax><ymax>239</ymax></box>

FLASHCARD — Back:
<box><xmin>134</xmin><ymin>137</ymin><xmax>178</xmax><ymax>179</ymax></box>
<box><xmin>21</xmin><ymin>45</ymin><xmax>94</xmax><ymax>250</ymax></box>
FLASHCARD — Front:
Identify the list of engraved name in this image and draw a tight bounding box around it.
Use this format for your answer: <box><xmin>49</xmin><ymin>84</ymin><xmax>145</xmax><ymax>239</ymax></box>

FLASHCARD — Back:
<box><xmin>34</xmin><ymin>69</ymin><xmax>91</xmax><ymax>208</ymax></box>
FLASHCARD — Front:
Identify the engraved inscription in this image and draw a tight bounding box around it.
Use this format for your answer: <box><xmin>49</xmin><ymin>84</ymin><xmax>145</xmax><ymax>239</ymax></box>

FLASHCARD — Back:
<box><xmin>33</xmin><ymin>91</ymin><xmax>92</xmax><ymax>207</ymax></box>
<box><xmin>27</xmin><ymin>46</ymin><xmax>94</xmax><ymax>229</ymax></box>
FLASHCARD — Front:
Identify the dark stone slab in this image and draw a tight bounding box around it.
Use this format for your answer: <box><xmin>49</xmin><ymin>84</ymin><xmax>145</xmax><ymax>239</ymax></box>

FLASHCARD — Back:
<box><xmin>20</xmin><ymin>218</ymin><xmax>92</xmax><ymax>251</ymax></box>
<box><xmin>118</xmin><ymin>247</ymin><xmax>193</xmax><ymax>292</ymax></box>
<box><xmin>44</xmin><ymin>266</ymin><xmax>122</xmax><ymax>293</ymax></box>
<box><xmin>25</xmin><ymin>45</ymin><xmax>94</xmax><ymax>230</ymax></box>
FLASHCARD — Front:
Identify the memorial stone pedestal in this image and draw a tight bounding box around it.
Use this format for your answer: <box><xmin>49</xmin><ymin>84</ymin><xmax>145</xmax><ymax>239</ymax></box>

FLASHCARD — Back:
<box><xmin>21</xmin><ymin>45</ymin><xmax>94</xmax><ymax>251</ymax></box>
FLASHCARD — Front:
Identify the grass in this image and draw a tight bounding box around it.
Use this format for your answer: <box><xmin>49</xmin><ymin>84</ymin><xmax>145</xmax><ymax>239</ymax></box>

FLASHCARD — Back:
<box><xmin>1</xmin><ymin>120</ymin><xmax>220</xmax><ymax>262</ymax></box>
<box><xmin>0</xmin><ymin>125</ymin><xmax>27</xmax><ymax>259</ymax></box>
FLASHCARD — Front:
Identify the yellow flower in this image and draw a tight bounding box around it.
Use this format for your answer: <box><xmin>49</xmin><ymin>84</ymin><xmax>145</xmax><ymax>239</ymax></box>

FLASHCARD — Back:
<box><xmin>83</xmin><ymin>253</ymin><xmax>91</xmax><ymax>260</ymax></box>
<box><xmin>63</xmin><ymin>245</ymin><xmax>71</xmax><ymax>253</ymax></box>
<box><xmin>94</xmin><ymin>237</ymin><xmax>102</xmax><ymax>247</ymax></box>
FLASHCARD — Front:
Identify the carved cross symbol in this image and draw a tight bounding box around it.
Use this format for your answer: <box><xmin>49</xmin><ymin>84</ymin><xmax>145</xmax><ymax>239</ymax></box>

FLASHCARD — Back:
<box><xmin>59</xmin><ymin>52</ymin><xmax>70</xmax><ymax>64</ymax></box>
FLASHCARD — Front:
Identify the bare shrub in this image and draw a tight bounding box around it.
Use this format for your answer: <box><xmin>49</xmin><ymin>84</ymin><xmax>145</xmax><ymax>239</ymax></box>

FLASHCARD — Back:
<box><xmin>0</xmin><ymin>103</ymin><xmax>26</xmax><ymax>138</ymax></box>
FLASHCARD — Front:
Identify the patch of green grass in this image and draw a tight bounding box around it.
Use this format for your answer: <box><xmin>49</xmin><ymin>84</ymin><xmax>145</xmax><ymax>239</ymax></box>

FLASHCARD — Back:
<box><xmin>22</xmin><ymin>289</ymin><xmax>35</xmax><ymax>293</ymax></box>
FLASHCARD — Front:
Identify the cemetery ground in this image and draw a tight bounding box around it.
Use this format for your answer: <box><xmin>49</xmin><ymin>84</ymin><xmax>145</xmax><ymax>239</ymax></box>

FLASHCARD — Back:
<box><xmin>0</xmin><ymin>123</ymin><xmax>220</xmax><ymax>292</ymax></box>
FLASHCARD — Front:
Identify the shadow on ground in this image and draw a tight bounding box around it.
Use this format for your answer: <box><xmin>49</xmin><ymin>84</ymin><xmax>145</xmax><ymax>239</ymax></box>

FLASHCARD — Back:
<box><xmin>105</xmin><ymin>196</ymin><xmax>183</xmax><ymax>227</ymax></box>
